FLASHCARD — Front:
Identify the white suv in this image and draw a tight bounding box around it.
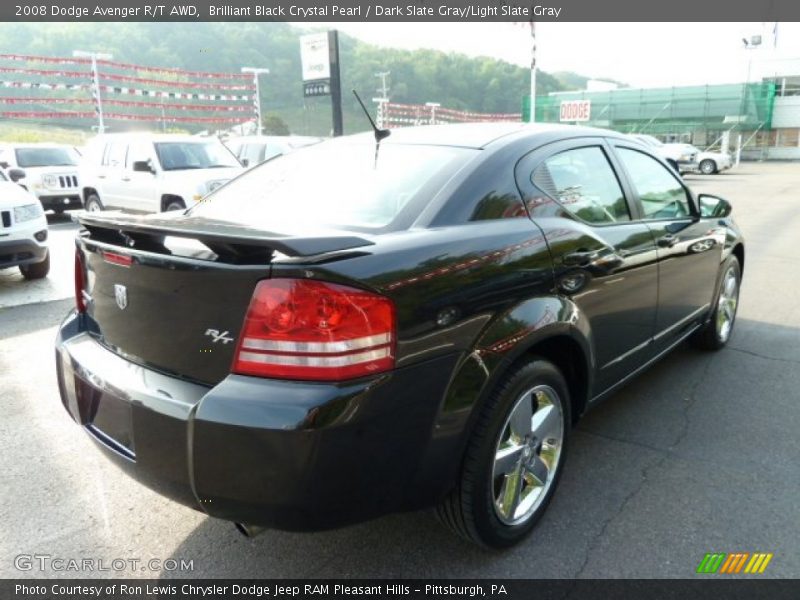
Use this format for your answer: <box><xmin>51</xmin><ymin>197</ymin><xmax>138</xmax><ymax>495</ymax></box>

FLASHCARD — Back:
<box><xmin>80</xmin><ymin>133</ymin><xmax>243</xmax><ymax>213</ymax></box>
<box><xmin>0</xmin><ymin>143</ymin><xmax>83</xmax><ymax>214</ymax></box>
<box><xmin>0</xmin><ymin>169</ymin><xmax>49</xmax><ymax>279</ymax></box>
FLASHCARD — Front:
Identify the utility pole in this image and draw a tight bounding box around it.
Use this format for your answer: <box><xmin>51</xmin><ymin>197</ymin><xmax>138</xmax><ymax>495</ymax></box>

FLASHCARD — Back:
<box><xmin>328</xmin><ymin>30</ymin><xmax>344</xmax><ymax>137</ymax></box>
<box><xmin>529</xmin><ymin>22</ymin><xmax>537</xmax><ymax>123</ymax></box>
<box><xmin>373</xmin><ymin>71</ymin><xmax>390</xmax><ymax>128</ymax></box>
<box><xmin>241</xmin><ymin>67</ymin><xmax>270</xmax><ymax>136</ymax></box>
<box><xmin>425</xmin><ymin>102</ymin><xmax>441</xmax><ymax>125</ymax></box>
<box><xmin>73</xmin><ymin>50</ymin><xmax>112</xmax><ymax>133</ymax></box>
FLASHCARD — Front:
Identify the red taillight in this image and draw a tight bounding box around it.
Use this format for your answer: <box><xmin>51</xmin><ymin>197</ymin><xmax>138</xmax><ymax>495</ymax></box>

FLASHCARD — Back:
<box><xmin>75</xmin><ymin>249</ymin><xmax>86</xmax><ymax>313</ymax></box>
<box><xmin>232</xmin><ymin>279</ymin><xmax>396</xmax><ymax>381</ymax></box>
<box><xmin>101</xmin><ymin>250</ymin><xmax>133</xmax><ymax>267</ymax></box>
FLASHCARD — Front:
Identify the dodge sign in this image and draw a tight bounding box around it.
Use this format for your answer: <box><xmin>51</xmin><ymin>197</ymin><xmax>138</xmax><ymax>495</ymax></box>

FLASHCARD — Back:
<box><xmin>560</xmin><ymin>100</ymin><xmax>591</xmax><ymax>122</ymax></box>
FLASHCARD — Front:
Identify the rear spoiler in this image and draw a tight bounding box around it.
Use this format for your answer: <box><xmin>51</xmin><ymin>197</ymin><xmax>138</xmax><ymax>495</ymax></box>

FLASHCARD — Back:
<box><xmin>77</xmin><ymin>212</ymin><xmax>374</xmax><ymax>260</ymax></box>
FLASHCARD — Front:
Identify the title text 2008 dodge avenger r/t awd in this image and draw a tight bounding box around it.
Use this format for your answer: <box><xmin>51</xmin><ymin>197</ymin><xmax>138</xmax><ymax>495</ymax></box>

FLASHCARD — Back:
<box><xmin>55</xmin><ymin>123</ymin><xmax>743</xmax><ymax>548</ymax></box>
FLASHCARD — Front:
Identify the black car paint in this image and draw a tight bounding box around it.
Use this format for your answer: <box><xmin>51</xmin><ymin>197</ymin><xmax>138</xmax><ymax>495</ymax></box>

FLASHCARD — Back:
<box><xmin>55</xmin><ymin>124</ymin><xmax>744</xmax><ymax>531</ymax></box>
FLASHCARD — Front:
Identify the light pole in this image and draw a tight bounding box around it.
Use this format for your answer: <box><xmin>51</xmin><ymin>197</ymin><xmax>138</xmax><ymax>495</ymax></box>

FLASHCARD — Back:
<box><xmin>73</xmin><ymin>50</ymin><xmax>112</xmax><ymax>133</ymax></box>
<box><xmin>425</xmin><ymin>102</ymin><xmax>441</xmax><ymax>125</ymax></box>
<box><xmin>241</xmin><ymin>67</ymin><xmax>270</xmax><ymax>135</ymax></box>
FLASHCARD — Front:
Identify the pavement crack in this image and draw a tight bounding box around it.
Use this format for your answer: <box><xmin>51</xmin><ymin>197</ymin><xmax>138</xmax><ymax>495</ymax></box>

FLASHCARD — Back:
<box><xmin>576</xmin><ymin>428</ymin><xmax>669</xmax><ymax>456</ymax></box>
<box><xmin>728</xmin><ymin>346</ymin><xmax>800</xmax><ymax>365</ymax></box>
<box><xmin>572</xmin><ymin>355</ymin><xmax>714</xmax><ymax>578</ymax></box>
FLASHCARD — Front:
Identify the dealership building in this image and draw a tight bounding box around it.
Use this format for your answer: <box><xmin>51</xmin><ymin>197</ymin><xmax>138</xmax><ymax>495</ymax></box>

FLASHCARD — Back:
<box><xmin>527</xmin><ymin>57</ymin><xmax>800</xmax><ymax>160</ymax></box>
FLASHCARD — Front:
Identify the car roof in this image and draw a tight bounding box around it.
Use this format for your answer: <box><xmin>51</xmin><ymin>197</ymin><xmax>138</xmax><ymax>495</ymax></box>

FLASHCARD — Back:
<box><xmin>365</xmin><ymin>122</ymin><xmax>631</xmax><ymax>149</ymax></box>
<box><xmin>89</xmin><ymin>133</ymin><xmax>217</xmax><ymax>143</ymax></box>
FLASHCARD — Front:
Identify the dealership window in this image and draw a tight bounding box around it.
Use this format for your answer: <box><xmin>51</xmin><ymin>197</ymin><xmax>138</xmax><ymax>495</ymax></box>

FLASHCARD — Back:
<box><xmin>776</xmin><ymin>129</ymin><xmax>800</xmax><ymax>147</ymax></box>
<box><xmin>616</xmin><ymin>148</ymin><xmax>691</xmax><ymax>219</ymax></box>
<box><xmin>531</xmin><ymin>146</ymin><xmax>630</xmax><ymax>225</ymax></box>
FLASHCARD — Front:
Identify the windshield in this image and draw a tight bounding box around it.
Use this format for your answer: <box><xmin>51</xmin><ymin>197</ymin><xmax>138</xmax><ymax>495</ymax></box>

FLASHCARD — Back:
<box><xmin>154</xmin><ymin>141</ymin><xmax>240</xmax><ymax>171</ymax></box>
<box><xmin>14</xmin><ymin>147</ymin><xmax>80</xmax><ymax>168</ymax></box>
<box><xmin>191</xmin><ymin>141</ymin><xmax>473</xmax><ymax>229</ymax></box>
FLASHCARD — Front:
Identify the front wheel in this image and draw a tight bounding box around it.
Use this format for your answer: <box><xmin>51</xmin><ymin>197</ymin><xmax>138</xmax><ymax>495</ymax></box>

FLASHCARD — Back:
<box><xmin>691</xmin><ymin>256</ymin><xmax>741</xmax><ymax>350</ymax></box>
<box><xmin>164</xmin><ymin>199</ymin><xmax>186</xmax><ymax>212</ymax></box>
<box><xmin>437</xmin><ymin>359</ymin><xmax>570</xmax><ymax>548</ymax></box>
<box><xmin>19</xmin><ymin>250</ymin><xmax>50</xmax><ymax>280</ymax></box>
<box><xmin>699</xmin><ymin>159</ymin><xmax>717</xmax><ymax>175</ymax></box>
<box><xmin>84</xmin><ymin>194</ymin><xmax>104</xmax><ymax>212</ymax></box>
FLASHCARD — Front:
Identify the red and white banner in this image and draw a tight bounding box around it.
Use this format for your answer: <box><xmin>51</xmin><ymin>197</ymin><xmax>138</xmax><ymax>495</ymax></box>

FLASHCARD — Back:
<box><xmin>383</xmin><ymin>102</ymin><xmax>520</xmax><ymax>128</ymax></box>
<box><xmin>0</xmin><ymin>110</ymin><xmax>252</xmax><ymax>124</ymax></box>
<box><xmin>0</xmin><ymin>54</ymin><xmax>251</xmax><ymax>80</ymax></box>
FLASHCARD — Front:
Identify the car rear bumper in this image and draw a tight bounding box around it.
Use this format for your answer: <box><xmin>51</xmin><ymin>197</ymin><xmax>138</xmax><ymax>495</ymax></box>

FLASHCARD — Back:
<box><xmin>0</xmin><ymin>237</ymin><xmax>48</xmax><ymax>268</ymax></box>
<box><xmin>55</xmin><ymin>310</ymin><xmax>460</xmax><ymax>531</ymax></box>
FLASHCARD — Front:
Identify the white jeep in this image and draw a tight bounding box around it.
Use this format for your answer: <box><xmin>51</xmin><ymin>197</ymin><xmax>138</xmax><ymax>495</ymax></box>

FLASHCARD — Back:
<box><xmin>80</xmin><ymin>133</ymin><xmax>243</xmax><ymax>213</ymax></box>
<box><xmin>0</xmin><ymin>168</ymin><xmax>49</xmax><ymax>279</ymax></box>
<box><xmin>0</xmin><ymin>143</ymin><xmax>83</xmax><ymax>214</ymax></box>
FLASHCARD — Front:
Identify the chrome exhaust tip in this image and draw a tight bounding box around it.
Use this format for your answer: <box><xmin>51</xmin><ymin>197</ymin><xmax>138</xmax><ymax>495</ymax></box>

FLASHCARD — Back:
<box><xmin>235</xmin><ymin>522</ymin><xmax>267</xmax><ymax>538</ymax></box>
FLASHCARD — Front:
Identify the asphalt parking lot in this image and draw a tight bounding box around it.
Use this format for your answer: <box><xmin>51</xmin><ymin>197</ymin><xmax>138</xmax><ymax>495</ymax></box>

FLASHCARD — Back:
<box><xmin>1</xmin><ymin>162</ymin><xmax>798</xmax><ymax>579</ymax></box>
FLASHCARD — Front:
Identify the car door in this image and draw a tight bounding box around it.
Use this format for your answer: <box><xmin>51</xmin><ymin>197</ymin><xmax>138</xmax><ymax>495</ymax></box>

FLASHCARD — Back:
<box><xmin>611</xmin><ymin>143</ymin><xmax>723</xmax><ymax>352</ymax></box>
<box><xmin>122</xmin><ymin>140</ymin><xmax>159</xmax><ymax>212</ymax></box>
<box><xmin>516</xmin><ymin>139</ymin><xmax>660</xmax><ymax>394</ymax></box>
<box><xmin>99</xmin><ymin>141</ymin><xmax>128</xmax><ymax>209</ymax></box>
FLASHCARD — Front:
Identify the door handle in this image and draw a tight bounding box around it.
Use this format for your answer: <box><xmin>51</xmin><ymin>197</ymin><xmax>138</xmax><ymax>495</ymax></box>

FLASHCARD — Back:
<box><xmin>657</xmin><ymin>234</ymin><xmax>678</xmax><ymax>248</ymax></box>
<box><xmin>121</xmin><ymin>176</ymin><xmax>131</xmax><ymax>182</ymax></box>
<box><xmin>563</xmin><ymin>250</ymin><xmax>597</xmax><ymax>266</ymax></box>
<box><xmin>97</xmin><ymin>174</ymin><xmax>106</xmax><ymax>179</ymax></box>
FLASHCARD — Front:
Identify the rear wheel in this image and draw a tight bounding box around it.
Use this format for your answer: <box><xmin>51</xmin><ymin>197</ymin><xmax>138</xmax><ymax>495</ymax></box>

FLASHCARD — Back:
<box><xmin>691</xmin><ymin>256</ymin><xmax>741</xmax><ymax>350</ymax></box>
<box><xmin>19</xmin><ymin>250</ymin><xmax>50</xmax><ymax>280</ymax></box>
<box><xmin>436</xmin><ymin>359</ymin><xmax>570</xmax><ymax>548</ymax></box>
<box><xmin>699</xmin><ymin>159</ymin><xmax>717</xmax><ymax>175</ymax></box>
<box><xmin>84</xmin><ymin>194</ymin><xmax>104</xmax><ymax>212</ymax></box>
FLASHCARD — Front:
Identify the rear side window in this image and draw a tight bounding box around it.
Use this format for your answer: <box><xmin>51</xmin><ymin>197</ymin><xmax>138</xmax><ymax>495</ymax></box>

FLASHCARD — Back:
<box><xmin>192</xmin><ymin>141</ymin><xmax>473</xmax><ymax>230</ymax></box>
<box><xmin>616</xmin><ymin>148</ymin><xmax>691</xmax><ymax>219</ymax></box>
<box><xmin>532</xmin><ymin>146</ymin><xmax>630</xmax><ymax>225</ymax></box>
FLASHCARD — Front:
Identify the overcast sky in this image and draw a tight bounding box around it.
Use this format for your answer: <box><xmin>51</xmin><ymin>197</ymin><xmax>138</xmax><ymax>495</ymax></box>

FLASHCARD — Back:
<box><xmin>297</xmin><ymin>22</ymin><xmax>800</xmax><ymax>89</ymax></box>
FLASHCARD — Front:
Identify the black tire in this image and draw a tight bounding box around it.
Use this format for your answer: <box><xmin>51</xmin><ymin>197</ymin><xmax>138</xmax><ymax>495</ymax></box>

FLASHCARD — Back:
<box><xmin>436</xmin><ymin>359</ymin><xmax>571</xmax><ymax>548</ymax></box>
<box><xmin>164</xmin><ymin>199</ymin><xmax>186</xmax><ymax>212</ymax></box>
<box><xmin>19</xmin><ymin>250</ymin><xmax>50</xmax><ymax>280</ymax></box>
<box><xmin>691</xmin><ymin>256</ymin><xmax>741</xmax><ymax>350</ymax></box>
<box><xmin>84</xmin><ymin>194</ymin><xmax>104</xmax><ymax>212</ymax></box>
<box><xmin>699</xmin><ymin>159</ymin><xmax>717</xmax><ymax>175</ymax></box>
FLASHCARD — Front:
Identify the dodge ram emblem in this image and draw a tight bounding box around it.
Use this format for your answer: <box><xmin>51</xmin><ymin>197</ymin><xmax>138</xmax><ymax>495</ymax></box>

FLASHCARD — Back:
<box><xmin>114</xmin><ymin>284</ymin><xmax>128</xmax><ymax>310</ymax></box>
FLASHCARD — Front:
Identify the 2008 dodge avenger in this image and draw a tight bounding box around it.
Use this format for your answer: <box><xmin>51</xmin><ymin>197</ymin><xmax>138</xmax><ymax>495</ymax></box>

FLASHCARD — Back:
<box><xmin>56</xmin><ymin>123</ymin><xmax>743</xmax><ymax>548</ymax></box>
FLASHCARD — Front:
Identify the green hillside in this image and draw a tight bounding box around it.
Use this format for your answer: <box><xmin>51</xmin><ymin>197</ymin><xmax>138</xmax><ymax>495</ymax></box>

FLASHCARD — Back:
<box><xmin>0</xmin><ymin>22</ymin><xmax>594</xmax><ymax>137</ymax></box>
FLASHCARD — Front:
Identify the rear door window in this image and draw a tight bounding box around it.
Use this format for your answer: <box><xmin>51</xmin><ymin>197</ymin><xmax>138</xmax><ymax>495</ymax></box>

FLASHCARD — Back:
<box><xmin>532</xmin><ymin>146</ymin><xmax>630</xmax><ymax>225</ymax></box>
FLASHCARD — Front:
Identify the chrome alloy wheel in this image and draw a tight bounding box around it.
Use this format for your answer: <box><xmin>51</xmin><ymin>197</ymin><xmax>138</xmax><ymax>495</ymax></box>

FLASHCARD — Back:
<box><xmin>492</xmin><ymin>384</ymin><xmax>564</xmax><ymax>526</ymax></box>
<box><xmin>717</xmin><ymin>266</ymin><xmax>739</xmax><ymax>342</ymax></box>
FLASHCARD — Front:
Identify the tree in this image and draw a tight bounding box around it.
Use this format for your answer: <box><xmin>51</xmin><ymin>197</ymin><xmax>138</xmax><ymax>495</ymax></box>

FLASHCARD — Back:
<box><xmin>261</xmin><ymin>114</ymin><xmax>290</xmax><ymax>135</ymax></box>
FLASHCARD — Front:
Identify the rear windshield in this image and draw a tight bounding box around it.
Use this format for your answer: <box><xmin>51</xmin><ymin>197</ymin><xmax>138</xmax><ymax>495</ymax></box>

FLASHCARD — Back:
<box><xmin>15</xmin><ymin>147</ymin><xmax>79</xmax><ymax>168</ymax></box>
<box><xmin>154</xmin><ymin>141</ymin><xmax>240</xmax><ymax>171</ymax></box>
<box><xmin>191</xmin><ymin>141</ymin><xmax>473</xmax><ymax>229</ymax></box>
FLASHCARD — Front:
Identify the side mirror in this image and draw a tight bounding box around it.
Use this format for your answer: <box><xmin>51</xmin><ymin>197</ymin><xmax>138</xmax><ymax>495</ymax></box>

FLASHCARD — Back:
<box><xmin>132</xmin><ymin>160</ymin><xmax>155</xmax><ymax>174</ymax></box>
<box><xmin>698</xmin><ymin>194</ymin><xmax>732</xmax><ymax>218</ymax></box>
<box><xmin>7</xmin><ymin>168</ymin><xmax>26</xmax><ymax>182</ymax></box>
<box><xmin>0</xmin><ymin>161</ymin><xmax>9</xmax><ymax>169</ymax></box>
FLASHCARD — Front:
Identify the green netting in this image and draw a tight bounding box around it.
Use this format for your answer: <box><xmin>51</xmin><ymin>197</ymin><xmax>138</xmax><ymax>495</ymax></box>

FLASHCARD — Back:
<box><xmin>522</xmin><ymin>83</ymin><xmax>777</xmax><ymax>133</ymax></box>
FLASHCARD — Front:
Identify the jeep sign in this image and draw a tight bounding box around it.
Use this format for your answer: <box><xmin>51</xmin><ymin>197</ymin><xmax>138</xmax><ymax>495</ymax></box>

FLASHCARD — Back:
<box><xmin>300</xmin><ymin>33</ymin><xmax>331</xmax><ymax>82</ymax></box>
<box><xmin>560</xmin><ymin>100</ymin><xmax>591</xmax><ymax>122</ymax></box>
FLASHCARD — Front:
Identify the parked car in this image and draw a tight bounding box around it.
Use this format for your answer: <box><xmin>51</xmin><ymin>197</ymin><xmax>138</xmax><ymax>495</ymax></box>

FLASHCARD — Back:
<box><xmin>686</xmin><ymin>147</ymin><xmax>734</xmax><ymax>175</ymax></box>
<box><xmin>0</xmin><ymin>168</ymin><xmax>49</xmax><ymax>279</ymax></box>
<box><xmin>79</xmin><ymin>133</ymin><xmax>243</xmax><ymax>213</ymax></box>
<box><xmin>630</xmin><ymin>134</ymin><xmax>698</xmax><ymax>173</ymax></box>
<box><xmin>0</xmin><ymin>143</ymin><xmax>83</xmax><ymax>214</ymax></box>
<box><xmin>56</xmin><ymin>123</ymin><xmax>743</xmax><ymax>548</ymax></box>
<box><xmin>225</xmin><ymin>135</ymin><xmax>323</xmax><ymax>167</ymax></box>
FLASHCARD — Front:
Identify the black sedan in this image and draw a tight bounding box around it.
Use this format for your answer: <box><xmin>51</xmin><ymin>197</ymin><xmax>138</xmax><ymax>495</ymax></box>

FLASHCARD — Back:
<box><xmin>55</xmin><ymin>123</ymin><xmax>743</xmax><ymax>548</ymax></box>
